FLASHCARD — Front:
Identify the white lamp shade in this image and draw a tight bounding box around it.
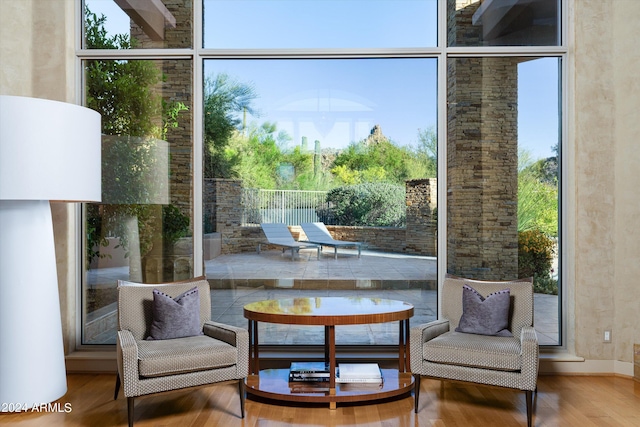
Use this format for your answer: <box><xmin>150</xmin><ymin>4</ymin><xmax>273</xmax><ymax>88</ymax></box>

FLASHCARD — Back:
<box><xmin>0</xmin><ymin>95</ymin><xmax>101</xmax><ymax>201</ymax></box>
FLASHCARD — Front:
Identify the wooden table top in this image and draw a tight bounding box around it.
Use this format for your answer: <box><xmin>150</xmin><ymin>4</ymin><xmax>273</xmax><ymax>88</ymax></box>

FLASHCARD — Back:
<box><xmin>243</xmin><ymin>297</ymin><xmax>413</xmax><ymax>325</ymax></box>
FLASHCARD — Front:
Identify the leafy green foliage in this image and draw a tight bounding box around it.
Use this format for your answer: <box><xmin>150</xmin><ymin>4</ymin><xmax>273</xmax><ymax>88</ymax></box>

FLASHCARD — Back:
<box><xmin>203</xmin><ymin>73</ymin><xmax>258</xmax><ymax>178</ymax></box>
<box><xmin>318</xmin><ymin>183</ymin><xmax>406</xmax><ymax>227</ymax></box>
<box><xmin>518</xmin><ymin>229</ymin><xmax>557</xmax><ymax>294</ymax></box>
<box><xmin>331</xmin><ymin>140</ymin><xmax>411</xmax><ymax>184</ymax></box>
<box><xmin>518</xmin><ymin>149</ymin><xmax>558</xmax><ymax>237</ymax></box>
<box><xmin>162</xmin><ymin>204</ymin><xmax>190</xmax><ymax>248</ymax></box>
<box><xmin>330</xmin><ymin>128</ymin><xmax>436</xmax><ymax>186</ymax></box>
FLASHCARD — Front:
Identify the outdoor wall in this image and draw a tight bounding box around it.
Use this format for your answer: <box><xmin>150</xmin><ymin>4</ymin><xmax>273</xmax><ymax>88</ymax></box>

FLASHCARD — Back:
<box><xmin>405</xmin><ymin>179</ymin><xmax>437</xmax><ymax>256</ymax></box>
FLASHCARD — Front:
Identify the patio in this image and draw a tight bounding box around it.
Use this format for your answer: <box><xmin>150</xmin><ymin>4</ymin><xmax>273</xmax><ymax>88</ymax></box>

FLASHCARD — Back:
<box><xmin>86</xmin><ymin>248</ymin><xmax>559</xmax><ymax>346</ymax></box>
<box><xmin>204</xmin><ymin>248</ymin><xmax>559</xmax><ymax>345</ymax></box>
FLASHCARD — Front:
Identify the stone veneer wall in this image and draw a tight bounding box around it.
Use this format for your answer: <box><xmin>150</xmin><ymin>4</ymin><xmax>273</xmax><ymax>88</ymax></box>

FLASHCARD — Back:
<box><xmin>405</xmin><ymin>179</ymin><xmax>437</xmax><ymax>255</ymax></box>
<box><xmin>446</xmin><ymin>57</ymin><xmax>519</xmax><ymax>280</ymax></box>
<box><xmin>129</xmin><ymin>0</ymin><xmax>193</xmax><ymax>222</ymax></box>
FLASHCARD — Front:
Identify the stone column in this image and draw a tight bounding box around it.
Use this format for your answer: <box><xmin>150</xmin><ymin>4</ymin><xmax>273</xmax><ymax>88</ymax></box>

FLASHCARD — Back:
<box><xmin>446</xmin><ymin>56</ymin><xmax>519</xmax><ymax>280</ymax></box>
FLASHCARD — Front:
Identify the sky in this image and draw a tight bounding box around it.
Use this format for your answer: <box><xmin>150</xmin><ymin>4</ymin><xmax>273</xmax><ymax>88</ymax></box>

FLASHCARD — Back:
<box><xmin>85</xmin><ymin>0</ymin><xmax>558</xmax><ymax>159</ymax></box>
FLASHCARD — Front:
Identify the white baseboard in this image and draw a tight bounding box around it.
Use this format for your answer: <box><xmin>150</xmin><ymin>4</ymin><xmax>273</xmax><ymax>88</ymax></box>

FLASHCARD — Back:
<box><xmin>65</xmin><ymin>350</ymin><xmax>636</xmax><ymax>379</ymax></box>
<box><xmin>66</xmin><ymin>351</ymin><xmax>116</xmax><ymax>373</ymax></box>
<box><xmin>539</xmin><ymin>353</ymin><xmax>634</xmax><ymax>378</ymax></box>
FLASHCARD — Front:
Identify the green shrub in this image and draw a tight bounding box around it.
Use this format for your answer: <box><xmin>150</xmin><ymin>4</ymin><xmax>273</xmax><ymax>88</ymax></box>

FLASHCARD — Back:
<box><xmin>518</xmin><ymin>229</ymin><xmax>557</xmax><ymax>294</ymax></box>
<box><xmin>162</xmin><ymin>204</ymin><xmax>191</xmax><ymax>248</ymax></box>
<box><xmin>318</xmin><ymin>182</ymin><xmax>406</xmax><ymax>227</ymax></box>
<box><xmin>533</xmin><ymin>274</ymin><xmax>558</xmax><ymax>295</ymax></box>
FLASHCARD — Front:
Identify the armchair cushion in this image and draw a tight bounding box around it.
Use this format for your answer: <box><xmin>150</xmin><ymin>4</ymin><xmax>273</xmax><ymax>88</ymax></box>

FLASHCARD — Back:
<box><xmin>148</xmin><ymin>286</ymin><xmax>202</xmax><ymax>340</ymax></box>
<box><xmin>423</xmin><ymin>331</ymin><xmax>522</xmax><ymax>371</ymax></box>
<box><xmin>137</xmin><ymin>335</ymin><xmax>237</xmax><ymax>378</ymax></box>
<box><xmin>455</xmin><ymin>285</ymin><xmax>512</xmax><ymax>337</ymax></box>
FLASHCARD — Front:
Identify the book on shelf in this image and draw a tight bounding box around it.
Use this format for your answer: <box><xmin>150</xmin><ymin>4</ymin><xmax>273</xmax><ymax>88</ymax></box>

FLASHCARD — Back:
<box><xmin>289</xmin><ymin>361</ymin><xmax>331</xmax><ymax>383</ymax></box>
<box><xmin>335</xmin><ymin>376</ymin><xmax>383</xmax><ymax>383</ymax></box>
<box><xmin>337</xmin><ymin>363</ymin><xmax>383</xmax><ymax>381</ymax></box>
<box><xmin>289</xmin><ymin>373</ymin><xmax>330</xmax><ymax>382</ymax></box>
<box><xmin>289</xmin><ymin>361</ymin><xmax>330</xmax><ymax>374</ymax></box>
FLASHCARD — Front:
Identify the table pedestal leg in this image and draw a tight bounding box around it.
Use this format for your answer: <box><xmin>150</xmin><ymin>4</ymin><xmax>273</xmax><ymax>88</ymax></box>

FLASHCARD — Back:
<box><xmin>398</xmin><ymin>319</ymin><xmax>410</xmax><ymax>373</ymax></box>
<box><xmin>327</xmin><ymin>325</ymin><xmax>336</xmax><ymax>409</ymax></box>
<box><xmin>248</xmin><ymin>319</ymin><xmax>260</xmax><ymax>374</ymax></box>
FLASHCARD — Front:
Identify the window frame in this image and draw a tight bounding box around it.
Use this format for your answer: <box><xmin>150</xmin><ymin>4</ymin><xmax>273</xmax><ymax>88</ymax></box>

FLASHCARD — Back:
<box><xmin>75</xmin><ymin>0</ymin><xmax>568</xmax><ymax>351</ymax></box>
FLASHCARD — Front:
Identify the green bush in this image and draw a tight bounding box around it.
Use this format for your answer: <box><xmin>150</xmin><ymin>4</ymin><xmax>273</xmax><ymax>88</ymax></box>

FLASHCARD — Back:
<box><xmin>162</xmin><ymin>204</ymin><xmax>191</xmax><ymax>248</ymax></box>
<box><xmin>518</xmin><ymin>229</ymin><xmax>557</xmax><ymax>295</ymax></box>
<box><xmin>318</xmin><ymin>182</ymin><xmax>406</xmax><ymax>227</ymax></box>
<box><xmin>533</xmin><ymin>274</ymin><xmax>558</xmax><ymax>295</ymax></box>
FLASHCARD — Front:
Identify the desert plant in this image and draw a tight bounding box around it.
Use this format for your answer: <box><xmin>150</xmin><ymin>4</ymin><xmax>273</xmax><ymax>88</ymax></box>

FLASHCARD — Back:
<box><xmin>318</xmin><ymin>182</ymin><xmax>406</xmax><ymax>227</ymax></box>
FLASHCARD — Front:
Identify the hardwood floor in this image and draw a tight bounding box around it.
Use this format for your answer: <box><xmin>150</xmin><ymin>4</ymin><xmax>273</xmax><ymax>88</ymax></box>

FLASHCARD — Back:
<box><xmin>2</xmin><ymin>374</ymin><xmax>639</xmax><ymax>426</ymax></box>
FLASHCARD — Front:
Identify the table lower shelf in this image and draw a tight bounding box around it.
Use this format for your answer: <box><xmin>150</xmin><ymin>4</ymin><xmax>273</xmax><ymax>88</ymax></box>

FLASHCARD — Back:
<box><xmin>245</xmin><ymin>368</ymin><xmax>414</xmax><ymax>406</ymax></box>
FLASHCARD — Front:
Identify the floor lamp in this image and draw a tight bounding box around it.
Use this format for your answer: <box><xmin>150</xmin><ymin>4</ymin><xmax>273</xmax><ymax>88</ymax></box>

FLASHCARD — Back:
<box><xmin>0</xmin><ymin>95</ymin><xmax>101</xmax><ymax>408</ymax></box>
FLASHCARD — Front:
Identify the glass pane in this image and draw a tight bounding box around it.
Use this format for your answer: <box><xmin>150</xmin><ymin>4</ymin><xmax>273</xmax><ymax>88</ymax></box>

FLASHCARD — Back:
<box><xmin>448</xmin><ymin>0</ymin><xmax>560</xmax><ymax>46</ymax></box>
<box><xmin>84</xmin><ymin>0</ymin><xmax>193</xmax><ymax>49</ymax></box>
<box><xmin>82</xmin><ymin>59</ymin><xmax>193</xmax><ymax>345</ymax></box>
<box><xmin>204</xmin><ymin>0</ymin><xmax>437</xmax><ymax>49</ymax></box>
<box><xmin>202</xmin><ymin>58</ymin><xmax>438</xmax><ymax>345</ymax></box>
<box><xmin>447</xmin><ymin>57</ymin><xmax>560</xmax><ymax>345</ymax></box>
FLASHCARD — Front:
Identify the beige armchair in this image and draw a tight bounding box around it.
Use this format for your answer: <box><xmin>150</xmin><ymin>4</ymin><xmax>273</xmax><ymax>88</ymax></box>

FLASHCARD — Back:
<box><xmin>113</xmin><ymin>277</ymin><xmax>249</xmax><ymax>427</ymax></box>
<box><xmin>410</xmin><ymin>275</ymin><xmax>539</xmax><ymax>427</ymax></box>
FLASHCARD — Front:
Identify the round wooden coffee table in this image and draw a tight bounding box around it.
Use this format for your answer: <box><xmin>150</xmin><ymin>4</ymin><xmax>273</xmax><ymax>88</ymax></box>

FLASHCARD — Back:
<box><xmin>243</xmin><ymin>297</ymin><xmax>414</xmax><ymax>409</ymax></box>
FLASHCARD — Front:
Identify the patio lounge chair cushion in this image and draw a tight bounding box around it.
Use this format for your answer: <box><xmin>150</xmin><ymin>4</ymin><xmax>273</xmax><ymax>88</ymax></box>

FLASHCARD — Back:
<box><xmin>300</xmin><ymin>222</ymin><xmax>362</xmax><ymax>258</ymax></box>
<box><xmin>259</xmin><ymin>223</ymin><xmax>320</xmax><ymax>259</ymax></box>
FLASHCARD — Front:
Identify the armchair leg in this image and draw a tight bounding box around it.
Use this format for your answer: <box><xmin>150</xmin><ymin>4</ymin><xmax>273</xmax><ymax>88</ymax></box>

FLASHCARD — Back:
<box><xmin>114</xmin><ymin>372</ymin><xmax>121</xmax><ymax>400</ymax></box>
<box><xmin>413</xmin><ymin>374</ymin><xmax>421</xmax><ymax>413</ymax></box>
<box><xmin>525</xmin><ymin>390</ymin><xmax>533</xmax><ymax>427</ymax></box>
<box><xmin>238</xmin><ymin>379</ymin><xmax>246</xmax><ymax>418</ymax></box>
<box><xmin>127</xmin><ymin>397</ymin><xmax>134</xmax><ymax>427</ymax></box>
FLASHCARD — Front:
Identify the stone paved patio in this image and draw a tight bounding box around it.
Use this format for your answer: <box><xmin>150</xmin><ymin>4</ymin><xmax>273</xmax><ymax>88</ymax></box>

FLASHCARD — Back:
<box><xmin>86</xmin><ymin>248</ymin><xmax>559</xmax><ymax>346</ymax></box>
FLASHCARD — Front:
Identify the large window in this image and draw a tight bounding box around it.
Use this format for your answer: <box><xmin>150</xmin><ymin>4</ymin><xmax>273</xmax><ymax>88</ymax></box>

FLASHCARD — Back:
<box><xmin>447</xmin><ymin>56</ymin><xmax>560</xmax><ymax>345</ymax></box>
<box><xmin>79</xmin><ymin>0</ymin><xmax>563</xmax><ymax>348</ymax></box>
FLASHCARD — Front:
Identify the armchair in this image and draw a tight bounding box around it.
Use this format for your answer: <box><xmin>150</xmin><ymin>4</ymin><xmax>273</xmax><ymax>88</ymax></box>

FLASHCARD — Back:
<box><xmin>410</xmin><ymin>275</ymin><xmax>539</xmax><ymax>426</ymax></box>
<box><xmin>113</xmin><ymin>276</ymin><xmax>249</xmax><ymax>426</ymax></box>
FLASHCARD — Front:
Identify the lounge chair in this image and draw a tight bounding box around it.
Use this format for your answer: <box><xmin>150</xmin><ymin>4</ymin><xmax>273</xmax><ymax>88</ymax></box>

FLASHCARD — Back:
<box><xmin>300</xmin><ymin>222</ymin><xmax>362</xmax><ymax>259</ymax></box>
<box><xmin>258</xmin><ymin>223</ymin><xmax>320</xmax><ymax>259</ymax></box>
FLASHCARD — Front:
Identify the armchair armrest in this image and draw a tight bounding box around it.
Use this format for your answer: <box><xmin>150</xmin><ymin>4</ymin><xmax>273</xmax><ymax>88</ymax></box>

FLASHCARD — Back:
<box><xmin>203</xmin><ymin>321</ymin><xmax>249</xmax><ymax>378</ymax></box>
<box><xmin>519</xmin><ymin>326</ymin><xmax>539</xmax><ymax>390</ymax></box>
<box><xmin>410</xmin><ymin>319</ymin><xmax>450</xmax><ymax>374</ymax></box>
<box><xmin>116</xmin><ymin>329</ymin><xmax>140</xmax><ymax>397</ymax></box>
<box><xmin>411</xmin><ymin>319</ymin><xmax>450</xmax><ymax>345</ymax></box>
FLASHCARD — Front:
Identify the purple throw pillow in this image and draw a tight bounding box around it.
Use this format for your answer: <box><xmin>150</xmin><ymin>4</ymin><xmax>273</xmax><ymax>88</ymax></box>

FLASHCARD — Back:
<box><xmin>455</xmin><ymin>284</ymin><xmax>513</xmax><ymax>337</ymax></box>
<box><xmin>147</xmin><ymin>286</ymin><xmax>202</xmax><ymax>340</ymax></box>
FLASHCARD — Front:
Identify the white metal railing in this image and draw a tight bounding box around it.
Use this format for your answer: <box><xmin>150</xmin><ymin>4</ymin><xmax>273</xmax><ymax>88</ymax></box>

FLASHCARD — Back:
<box><xmin>242</xmin><ymin>188</ymin><xmax>328</xmax><ymax>226</ymax></box>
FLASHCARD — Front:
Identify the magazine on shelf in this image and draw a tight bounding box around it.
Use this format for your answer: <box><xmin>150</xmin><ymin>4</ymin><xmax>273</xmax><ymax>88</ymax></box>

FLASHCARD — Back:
<box><xmin>289</xmin><ymin>373</ymin><xmax>330</xmax><ymax>382</ymax></box>
<box><xmin>289</xmin><ymin>361</ymin><xmax>330</xmax><ymax>374</ymax></box>
<box><xmin>289</xmin><ymin>361</ymin><xmax>331</xmax><ymax>382</ymax></box>
<box><xmin>335</xmin><ymin>376</ymin><xmax>383</xmax><ymax>383</ymax></box>
<box><xmin>337</xmin><ymin>363</ymin><xmax>383</xmax><ymax>381</ymax></box>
